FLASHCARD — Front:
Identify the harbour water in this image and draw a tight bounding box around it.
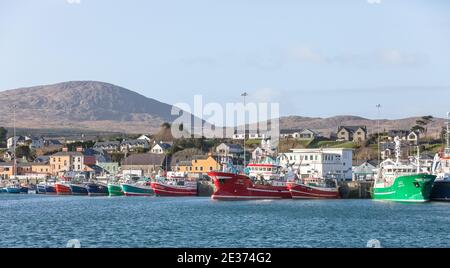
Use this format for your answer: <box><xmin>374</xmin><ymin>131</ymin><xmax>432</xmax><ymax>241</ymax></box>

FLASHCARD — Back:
<box><xmin>0</xmin><ymin>194</ymin><xmax>449</xmax><ymax>248</ymax></box>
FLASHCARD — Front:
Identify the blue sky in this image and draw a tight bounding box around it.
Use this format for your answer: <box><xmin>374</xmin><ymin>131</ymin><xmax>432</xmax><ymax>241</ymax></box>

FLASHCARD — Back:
<box><xmin>1</xmin><ymin>0</ymin><xmax>449</xmax><ymax>119</ymax></box>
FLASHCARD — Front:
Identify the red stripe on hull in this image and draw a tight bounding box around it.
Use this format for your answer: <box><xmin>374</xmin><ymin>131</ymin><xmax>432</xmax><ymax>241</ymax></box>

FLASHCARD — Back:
<box><xmin>207</xmin><ymin>171</ymin><xmax>291</xmax><ymax>200</ymax></box>
<box><xmin>124</xmin><ymin>192</ymin><xmax>152</xmax><ymax>196</ymax></box>
<box><xmin>55</xmin><ymin>183</ymin><xmax>72</xmax><ymax>195</ymax></box>
<box><xmin>151</xmin><ymin>182</ymin><xmax>197</xmax><ymax>196</ymax></box>
<box><xmin>287</xmin><ymin>183</ymin><xmax>340</xmax><ymax>199</ymax></box>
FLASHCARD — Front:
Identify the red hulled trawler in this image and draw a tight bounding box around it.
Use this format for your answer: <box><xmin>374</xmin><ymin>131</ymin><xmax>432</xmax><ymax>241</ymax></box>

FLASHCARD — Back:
<box><xmin>207</xmin><ymin>162</ymin><xmax>291</xmax><ymax>200</ymax></box>
<box><xmin>287</xmin><ymin>177</ymin><xmax>340</xmax><ymax>199</ymax></box>
<box><xmin>151</xmin><ymin>172</ymin><xmax>198</xmax><ymax>196</ymax></box>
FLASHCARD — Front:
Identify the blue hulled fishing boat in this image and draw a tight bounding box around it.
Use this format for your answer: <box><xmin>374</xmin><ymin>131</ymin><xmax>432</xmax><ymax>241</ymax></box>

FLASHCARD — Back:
<box><xmin>20</xmin><ymin>186</ymin><xmax>29</xmax><ymax>194</ymax></box>
<box><xmin>86</xmin><ymin>182</ymin><xmax>109</xmax><ymax>196</ymax></box>
<box><xmin>431</xmin><ymin>113</ymin><xmax>450</xmax><ymax>201</ymax></box>
<box><xmin>37</xmin><ymin>184</ymin><xmax>46</xmax><ymax>194</ymax></box>
<box><xmin>70</xmin><ymin>184</ymin><xmax>88</xmax><ymax>195</ymax></box>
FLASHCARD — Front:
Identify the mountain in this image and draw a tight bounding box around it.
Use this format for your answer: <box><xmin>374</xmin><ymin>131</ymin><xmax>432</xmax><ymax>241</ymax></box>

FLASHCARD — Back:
<box><xmin>278</xmin><ymin>115</ymin><xmax>446</xmax><ymax>137</ymax></box>
<box><xmin>0</xmin><ymin>81</ymin><xmax>190</xmax><ymax>134</ymax></box>
<box><xmin>0</xmin><ymin>81</ymin><xmax>445</xmax><ymax>137</ymax></box>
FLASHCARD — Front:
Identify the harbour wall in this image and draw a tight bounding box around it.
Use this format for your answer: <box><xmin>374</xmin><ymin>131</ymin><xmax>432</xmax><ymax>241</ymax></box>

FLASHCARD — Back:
<box><xmin>339</xmin><ymin>181</ymin><xmax>373</xmax><ymax>199</ymax></box>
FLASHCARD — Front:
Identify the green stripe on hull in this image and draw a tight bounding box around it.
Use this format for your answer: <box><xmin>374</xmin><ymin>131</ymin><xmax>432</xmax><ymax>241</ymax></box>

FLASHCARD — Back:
<box><xmin>107</xmin><ymin>184</ymin><xmax>124</xmax><ymax>196</ymax></box>
<box><xmin>373</xmin><ymin>174</ymin><xmax>436</xmax><ymax>202</ymax></box>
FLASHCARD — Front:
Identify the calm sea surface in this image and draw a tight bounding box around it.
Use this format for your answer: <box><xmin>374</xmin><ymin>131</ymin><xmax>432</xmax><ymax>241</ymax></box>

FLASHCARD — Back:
<box><xmin>0</xmin><ymin>194</ymin><xmax>449</xmax><ymax>248</ymax></box>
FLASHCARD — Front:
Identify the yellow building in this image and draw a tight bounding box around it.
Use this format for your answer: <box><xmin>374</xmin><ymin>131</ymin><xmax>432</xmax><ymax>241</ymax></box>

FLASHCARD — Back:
<box><xmin>173</xmin><ymin>155</ymin><xmax>221</xmax><ymax>173</ymax></box>
<box><xmin>50</xmin><ymin>148</ymin><xmax>84</xmax><ymax>176</ymax></box>
<box><xmin>31</xmin><ymin>163</ymin><xmax>52</xmax><ymax>175</ymax></box>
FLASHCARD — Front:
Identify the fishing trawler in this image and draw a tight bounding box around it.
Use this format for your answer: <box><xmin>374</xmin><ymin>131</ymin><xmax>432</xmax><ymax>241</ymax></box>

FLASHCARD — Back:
<box><xmin>373</xmin><ymin>137</ymin><xmax>436</xmax><ymax>202</ymax></box>
<box><xmin>120</xmin><ymin>175</ymin><xmax>153</xmax><ymax>196</ymax></box>
<box><xmin>207</xmin><ymin>161</ymin><xmax>291</xmax><ymax>200</ymax></box>
<box><xmin>430</xmin><ymin>112</ymin><xmax>450</xmax><ymax>201</ymax></box>
<box><xmin>287</xmin><ymin>176</ymin><xmax>340</xmax><ymax>199</ymax></box>
<box><xmin>151</xmin><ymin>171</ymin><xmax>197</xmax><ymax>196</ymax></box>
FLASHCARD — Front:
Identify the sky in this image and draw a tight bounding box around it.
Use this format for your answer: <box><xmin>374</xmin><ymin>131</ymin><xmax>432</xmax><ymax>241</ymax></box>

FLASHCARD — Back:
<box><xmin>1</xmin><ymin>0</ymin><xmax>450</xmax><ymax>120</ymax></box>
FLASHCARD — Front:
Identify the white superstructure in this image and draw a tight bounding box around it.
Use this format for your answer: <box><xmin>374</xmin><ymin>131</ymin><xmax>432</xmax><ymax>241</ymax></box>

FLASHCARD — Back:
<box><xmin>278</xmin><ymin>148</ymin><xmax>353</xmax><ymax>180</ymax></box>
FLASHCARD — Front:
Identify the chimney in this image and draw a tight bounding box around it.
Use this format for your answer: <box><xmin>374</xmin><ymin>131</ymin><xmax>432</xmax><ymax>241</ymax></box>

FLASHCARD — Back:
<box><xmin>62</xmin><ymin>147</ymin><xmax>68</xmax><ymax>152</ymax></box>
<box><xmin>76</xmin><ymin>147</ymin><xmax>83</xmax><ymax>152</ymax></box>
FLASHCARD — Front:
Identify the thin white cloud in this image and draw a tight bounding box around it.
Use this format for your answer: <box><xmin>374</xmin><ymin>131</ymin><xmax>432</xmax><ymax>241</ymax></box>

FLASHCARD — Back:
<box><xmin>367</xmin><ymin>0</ymin><xmax>382</xmax><ymax>4</ymax></box>
<box><xmin>379</xmin><ymin>49</ymin><xmax>425</xmax><ymax>66</ymax></box>
<box><xmin>288</xmin><ymin>47</ymin><xmax>324</xmax><ymax>63</ymax></box>
<box><xmin>67</xmin><ymin>0</ymin><xmax>81</xmax><ymax>4</ymax></box>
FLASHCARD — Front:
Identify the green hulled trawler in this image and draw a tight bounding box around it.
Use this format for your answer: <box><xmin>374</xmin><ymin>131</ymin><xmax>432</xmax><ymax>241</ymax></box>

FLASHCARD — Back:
<box><xmin>373</xmin><ymin>137</ymin><xmax>436</xmax><ymax>202</ymax></box>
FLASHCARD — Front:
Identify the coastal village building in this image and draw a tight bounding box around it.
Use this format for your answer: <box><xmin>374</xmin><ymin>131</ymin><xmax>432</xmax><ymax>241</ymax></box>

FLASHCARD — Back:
<box><xmin>7</xmin><ymin>136</ymin><xmax>45</xmax><ymax>149</ymax></box>
<box><xmin>151</xmin><ymin>142</ymin><xmax>172</xmax><ymax>154</ymax></box>
<box><xmin>31</xmin><ymin>163</ymin><xmax>52</xmax><ymax>175</ymax></box>
<box><xmin>120</xmin><ymin>139</ymin><xmax>150</xmax><ymax>152</ymax></box>
<box><xmin>279</xmin><ymin>148</ymin><xmax>353</xmax><ymax>181</ymax></box>
<box><xmin>137</xmin><ymin>135</ymin><xmax>152</xmax><ymax>142</ymax></box>
<box><xmin>93</xmin><ymin>141</ymin><xmax>120</xmax><ymax>152</ymax></box>
<box><xmin>252</xmin><ymin>139</ymin><xmax>276</xmax><ymax>161</ymax></box>
<box><xmin>173</xmin><ymin>154</ymin><xmax>220</xmax><ymax>173</ymax></box>
<box><xmin>387</xmin><ymin>130</ymin><xmax>420</xmax><ymax>145</ymax></box>
<box><xmin>0</xmin><ymin>162</ymin><xmax>13</xmax><ymax>179</ymax></box>
<box><xmin>337</xmin><ymin>126</ymin><xmax>367</xmax><ymax>142</ymax></box>
<box><xmin>96</xmin><ymin>162</ymin><xmax>119</xmax><ymax>175</ymax></box>
<box><xmin>121</xmin><ymin>153</ymin><xmax>166</xmax><ymax>176</ymax></box>
<box><xmin>216</xmin><ymin>143</ymin><xmax>244</xmax><ymax>157</ymax></box>
<box><xmin>280</xmin><ymin>129</ymin><xmax>319</xmax><ymax>140</ymax></box>
<box><xmin>49</xmin><ymin>147</ymin><xmax>84</xmax><ymax>176</ymax></box>
<box><xmin>352</xmin><ymin>161</ymin><xmax>377</xmax><ymax>181</ymax></box>
<box><xmin>232</xmin><ymin>130</ymin><xmax>270</xmax><ymax>140</ymax></box>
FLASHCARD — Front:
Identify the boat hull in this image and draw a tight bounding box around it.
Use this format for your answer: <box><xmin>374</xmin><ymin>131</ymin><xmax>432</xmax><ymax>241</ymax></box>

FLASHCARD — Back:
<box><xmin>20</xmin><ymin>186</ymin><xmax>29</xmax><ymax>194</ymax></box>
<box><xmin>287</xmin><ymin>182</ymin><xmax>340</xmax><ymax>199</ymax></box>
<box><xmin>207</xmin><ymin>171</ymin><xmax>291</xmax><ymax>200</ymax></box>
<box><xmin>36</xmin><ymin>185</ymin><xmax>46</xmax><ymax>194</ymax></box>
<box><xmin>45</xmin><ymin>185</ymin><xmax>56</xmax><ymax>194</ymax></box>
<box><xmin>151</xmin><ymin>182</ymin><xmax>197</xmax><ymax>196</ymax></box>
<box><xmin>107</xmin><ymin>184</ymin><xmax>124</xmax><ymax>196</ymax></box>
<box><xmin>5</xmin><ymin>187</ymin><xmax>21</xmax><ymax>194</ymax></box>
<box><xmin>373</xmin><ymin>174</ymin><xmax>436</xmax><ymax>202</ymax></box>
<box><xmin>86</xmin><ymin>183</ymin><xmax>109</xmax><ymax>196</ymax></box>
<box><xmin>430</xmin><ymin>179</ymin><xmax>450</xmax><ymax>201</ymax></box>
<box><xmin>70</xmin><ymin>184</ymin><xmax>88</xmax><ymax>196</ymax></box>
<box><xmin>121</xmin><ymin>183</ymin><xmax>153</xmax><ymax>196</ymax></box>
<box><xmin>55</xmin><ymin>183</ymin><xmax>72</xmax><ymax>195</ymax></box>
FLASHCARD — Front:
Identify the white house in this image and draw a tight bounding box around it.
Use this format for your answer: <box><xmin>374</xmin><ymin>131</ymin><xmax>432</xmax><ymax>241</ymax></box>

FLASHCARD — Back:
<box><xmin>151</xmin><ymin>143</ymin><xmax>171</xmax><ymax>154</ymax></box>
<box><xmin>280</xmin><ymin>129</ymin><xmax>319</xmax><ymax>140</ymax></box>
<box><xmin>29</xmin><ymin>137</ymin><xmax>45</xmax><ymax>149</ymax></box>
<box><xmin>137</xmin><ymin>135</ymin><xmax>152</xmax><ymax>142</ymax></box>
<box><xmin>216</xmin><ymin>143</ymin><xmax>244</xmax><ymax>156</ymax></box>
<box><xmin>278</xmin><ymin>148</ymin><xmax>353</xmax><ymax>181</ymax></box>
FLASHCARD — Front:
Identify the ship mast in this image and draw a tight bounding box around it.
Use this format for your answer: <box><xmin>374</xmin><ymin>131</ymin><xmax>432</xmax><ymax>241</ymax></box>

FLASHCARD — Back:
<box><xmin>447</xmin><ymin>112</ymin><xmax>449</xmax><ymax>149</ymax></box>
<box><xmin>241</xmin><ymin>92</ymin><xmax>248</xmax><ymax>170</ymax></box>
<box><xmin>12</xmin><ymin>104</ymin><xmax>16</xmax><ymax>181</ymax></box>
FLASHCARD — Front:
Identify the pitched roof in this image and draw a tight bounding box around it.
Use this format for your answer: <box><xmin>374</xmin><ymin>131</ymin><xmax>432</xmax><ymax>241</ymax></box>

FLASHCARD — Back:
<box><xmin>52</xmin><ymin>151</ymin><xmax>83</xmax><ymax>157</ymax></box>
<box><xmin>338</xmin><ymin>126</ymin><xmax>367</xmax><ymax>133</ymax></box>
<box><xmin>153</xmin><ymin>142</ymin><xmax>171</xmax><ymax>150</ymax></box>
<box><xmin>94</xmin><ymin>141</ymin><xmax>120</xmax><ymax>147</ymax></box>
<box><xmin>34</xmin><ymin>156</ymin><xmax>50</xmax><ymax>163</ymax></box>
<box><xmin>121</xmin><ymin>139</ymin><xmax>149</xmax><ymax>146</ymax></box>
<box><xmin>122</xmin><ymin>153</ymin><xmax>165</xmax><ymax>166</ymax></box>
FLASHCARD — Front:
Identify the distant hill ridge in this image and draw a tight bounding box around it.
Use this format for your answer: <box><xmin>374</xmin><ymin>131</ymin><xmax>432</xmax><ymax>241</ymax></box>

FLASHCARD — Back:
<box><xmin>0</xmin><ymin>81</ymin><xmax>445</xmax><ymax>136</ymax></box>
